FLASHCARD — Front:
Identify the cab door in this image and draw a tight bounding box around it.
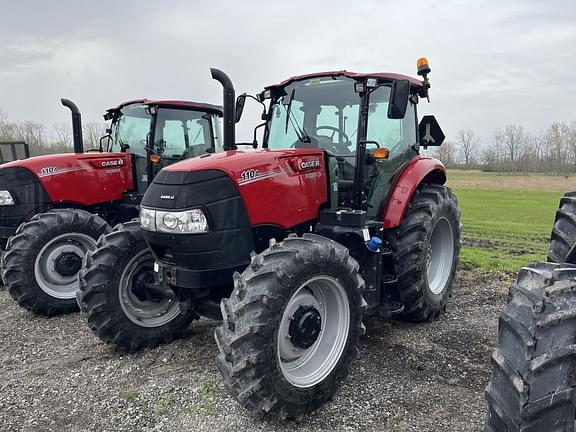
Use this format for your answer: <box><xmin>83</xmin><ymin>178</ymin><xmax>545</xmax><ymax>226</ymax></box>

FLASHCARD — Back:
<box><xmin>363</xmin><ymin>86</ymin><xmax>418</xmax><ymax>219</ymax></box>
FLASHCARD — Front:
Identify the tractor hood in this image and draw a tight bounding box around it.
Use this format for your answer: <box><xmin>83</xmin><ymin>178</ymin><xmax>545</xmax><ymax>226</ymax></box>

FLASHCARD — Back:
<box><xmin>141</xmin><ymin>147</ymin><xmax>329</xmax><ymax>290</ymax></box>
<box><xmin>145</xmin><ymin>148</ymin><xmax>328</xmax><ymax>228</ymax></box>
<box><xmin>1</xmin><ymin>152</ymin><xmax>134</xmax><ymax>206</ymax></box>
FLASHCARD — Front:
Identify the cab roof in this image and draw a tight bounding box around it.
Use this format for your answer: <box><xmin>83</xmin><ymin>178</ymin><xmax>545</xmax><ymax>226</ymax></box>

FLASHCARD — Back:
<box><xmin>265</xmin><ymin>70</ymin><xmax>424</xmax><ymax>91</ymax></box>
<box><xmin>105</xmin><ymin>99</ymin><xmax>223</xmax><ymax>118</ymax></box>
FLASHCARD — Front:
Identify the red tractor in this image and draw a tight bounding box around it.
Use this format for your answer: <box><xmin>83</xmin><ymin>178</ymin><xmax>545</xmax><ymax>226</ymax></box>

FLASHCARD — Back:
<box><xmin>79</xmin><ymin>60</ymin><xmax>461</xmax><ymax>418</ymax></box>
<box><xmin>1</xmin><ymin>99</ymin><xmax>223</xmax><ymax>316</ymax></box>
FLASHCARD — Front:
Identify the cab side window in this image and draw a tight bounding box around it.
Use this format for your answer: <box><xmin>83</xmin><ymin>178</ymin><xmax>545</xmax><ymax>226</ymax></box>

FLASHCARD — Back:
<box><xmin>366</xmin><ymin>86</ymin><xmax>417</xmax><ymax>156</ymax></box>
<box><xmin>365</xmin><ymin>85</ymin><xmax>417</xmax><ymax>218</ymax></box>
<box><xmin>154</xmin><ymin>109</ymin><xmax>213</xmax><ymax>166</ymax></box>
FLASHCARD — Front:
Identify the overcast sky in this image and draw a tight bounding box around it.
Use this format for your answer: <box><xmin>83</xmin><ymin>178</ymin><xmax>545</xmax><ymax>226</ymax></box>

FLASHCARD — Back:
<box><xmin>1</xmin><ymin>0</ymin><xmax>574</xmax><ymax>145</ymax></box>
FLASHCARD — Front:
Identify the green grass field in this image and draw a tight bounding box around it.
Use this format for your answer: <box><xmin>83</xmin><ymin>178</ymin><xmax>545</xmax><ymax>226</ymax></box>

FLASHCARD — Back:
<box><xmin>446</xmin><ymin>170</ymin><xmax>568</xmax><ymax>272</ymax></box>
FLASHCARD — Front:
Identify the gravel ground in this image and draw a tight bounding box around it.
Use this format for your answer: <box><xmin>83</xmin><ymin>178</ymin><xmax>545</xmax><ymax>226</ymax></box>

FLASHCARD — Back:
<box><xmin>0</xmin><ymin>270</ymin><xmax>512</xmax><ymax>432</ymax></box>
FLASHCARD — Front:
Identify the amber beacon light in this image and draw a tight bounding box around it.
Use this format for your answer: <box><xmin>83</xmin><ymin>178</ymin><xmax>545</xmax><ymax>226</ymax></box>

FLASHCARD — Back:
<box><xmin>417</xmin><ymin>57</ymin><xmax>431</xmax><ymax>76</ymax></box>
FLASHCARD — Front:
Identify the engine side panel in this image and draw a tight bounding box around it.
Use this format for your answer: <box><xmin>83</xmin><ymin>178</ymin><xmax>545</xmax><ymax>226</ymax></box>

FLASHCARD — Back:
<box><xmin>2</xmin><ymin>152</ymin><xmax>134</xmax><ymax>205</ymax></box>
<box><xmin>382</xmin><ymin>156</ymin><xmax>447</xmax><ymax>228</ymax></box>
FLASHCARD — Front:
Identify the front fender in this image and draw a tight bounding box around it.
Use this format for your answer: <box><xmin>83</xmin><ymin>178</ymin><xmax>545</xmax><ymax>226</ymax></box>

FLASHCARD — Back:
<box><xmin>383</xmin><ymin>156</ymin><xmax>446</xmax><ymax>228</ymax></box>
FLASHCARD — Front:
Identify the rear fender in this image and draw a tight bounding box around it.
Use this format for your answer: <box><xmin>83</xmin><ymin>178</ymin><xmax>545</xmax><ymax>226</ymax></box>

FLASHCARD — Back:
<box><xmin>383</xmin><ymin>156</ymin><xmax>446</xmax><ymax>228</ymax></box>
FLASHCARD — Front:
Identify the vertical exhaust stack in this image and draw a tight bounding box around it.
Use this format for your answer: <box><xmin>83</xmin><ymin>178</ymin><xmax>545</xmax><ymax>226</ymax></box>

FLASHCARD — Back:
<box><xmin>61</xmin><ymin>98</ymin><xmax>84</xmax><ymax>153</ymax></box>
<box><xmin>210</xmin><ymin>68</ymin><xmax>236</xmax><ymax>150</ymax></box>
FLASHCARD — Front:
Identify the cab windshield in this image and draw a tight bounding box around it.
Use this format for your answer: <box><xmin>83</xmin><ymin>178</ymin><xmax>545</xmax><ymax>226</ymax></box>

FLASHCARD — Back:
<box><xmin>109</xmin><ymin>105</ymin><xmax>217</xmax><ymax>158</ymax></box>
<box><xmin>109</xmin><ymin>104</ymin><xmax>151</xmax><ymax>155</ymax></box>
<box><xmin>266</xmin><ymin>77</ymin><xmax>359</xmax><ymax>156</ymax></box>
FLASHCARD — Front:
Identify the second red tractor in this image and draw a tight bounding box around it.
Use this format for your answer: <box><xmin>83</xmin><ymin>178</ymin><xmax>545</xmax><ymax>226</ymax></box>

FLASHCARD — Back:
<box><xmin>1</xmin><ymin>98</ymin><xmax>222</xmax><ymax>315</ymax></box>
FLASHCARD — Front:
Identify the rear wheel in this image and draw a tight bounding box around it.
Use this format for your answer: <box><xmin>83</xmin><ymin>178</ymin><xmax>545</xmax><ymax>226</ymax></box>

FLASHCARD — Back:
<box><xmin>215</xmin><ymin>234</ymin><xmax>365</xmax><ymax>420</ymax></box>
<box><xmin>2</xmin><ymin>209</ymin><xmax>110</xmax><ymax>316</ymax></box>
<box><xmin>77</xmin><ymin>220</ymin><xmax>196</xmax><ymax>351</ymax></box>
<box><xmin>385</xmin><ymin>183</ymin><xmax>461</xmax><ymax>321</ymax></box>
<box><xmin>484</xmin><ymin>262</ymin><xmax>576</xmax><ymax>431</ymax></box>
<box><xmin>548</xmin><ymin>192</ymin><xmax>576</xmax><ymax>263</ymax></box>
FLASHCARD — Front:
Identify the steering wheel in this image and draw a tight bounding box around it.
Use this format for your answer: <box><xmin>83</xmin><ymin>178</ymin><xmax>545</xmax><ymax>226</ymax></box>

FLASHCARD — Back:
<box><xmin>315</xmin><ymin>126</ymin><xmax>350</xmax><ymax>144</ymax></box>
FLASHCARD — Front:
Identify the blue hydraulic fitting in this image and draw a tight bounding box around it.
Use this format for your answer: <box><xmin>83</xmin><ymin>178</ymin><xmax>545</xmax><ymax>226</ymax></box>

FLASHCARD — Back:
<box><xmin>367</xmin><ymin>236</ymin><xmax>382</xmax><ymax>252</ymax></box>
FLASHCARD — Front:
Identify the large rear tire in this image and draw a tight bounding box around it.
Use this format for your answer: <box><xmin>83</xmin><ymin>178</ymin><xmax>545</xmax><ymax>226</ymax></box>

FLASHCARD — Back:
<box><xmin>215</xmin><ymin>234</ymin><xmax>365</xmax><ymax>420</ymax></box>
<box><xmin>385</xmin><ymin>183</ymin><xmax>461</xmax><ymax>322</ymax></box>
<box><xmin>77</xmin><ymin>220</ymin><xmax>197</xmax><ymax>351</ymax></box>
<box><xmin>483</xmin><ymin>262</ymin><xmax>576</xmax><ymax>431</ymax></box>
<box><xmin>548</xmin><ymin>192</ymin><xmax>576</xmax><ymax>263</ymax></box>
<box><xmin>2</xmin><ymin>209</ymin><xmax>111</xmax><ymax>316</ymax></box>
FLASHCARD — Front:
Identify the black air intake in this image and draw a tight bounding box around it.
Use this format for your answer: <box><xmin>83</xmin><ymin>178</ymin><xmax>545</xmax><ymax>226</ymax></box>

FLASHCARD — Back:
<box><xmin>61</xmin><ymin>98</ymin><xmax>84</xmax><ymax>153</ymax></box>
<box><xmin>210</xmin><ymin>68</ymin><xmax>236</xmax><ymax>150</ymax></box>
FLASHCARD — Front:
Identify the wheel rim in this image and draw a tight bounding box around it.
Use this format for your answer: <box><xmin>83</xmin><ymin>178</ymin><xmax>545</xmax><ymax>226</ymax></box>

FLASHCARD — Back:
<box><xmin>118</xmin><ymin>249</ymin><xmax>181</xmax><ymax>328</ymax></box>
<box><xmin>426</xmin><ymin>217</ymin><xmax>455</xmax><ymax>295</ymax></box>
<box><xmin>34</xmin><ymin>233</ymin><xmax>97</xmax><ymax>299</ymax></box>
<box><xmin>277</xmin><ymin>275</ymin><xmax>350</xmax><ymax>388</ymax></box>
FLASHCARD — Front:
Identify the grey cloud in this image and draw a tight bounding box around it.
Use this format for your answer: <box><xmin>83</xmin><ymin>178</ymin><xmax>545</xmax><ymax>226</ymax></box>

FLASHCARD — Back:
<box><xmin>0</xmin><ymin>0</ymin><xmax>573</xmax><ymax>144</ymax></box>
<box><xmin>0</xmin><ymin>44</ymin><xmax>53</xmax><ymax>73</ymax></box>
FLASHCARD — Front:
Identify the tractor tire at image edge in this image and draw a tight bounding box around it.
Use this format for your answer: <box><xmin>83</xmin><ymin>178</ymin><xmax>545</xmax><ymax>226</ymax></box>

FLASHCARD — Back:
<box><xmin>483</xmin><ymin>262</ymin><xmax>576</xmax><ymax>432</ymax></box>
<box><xmin>548</xmin><ymin>191</ymin><xmax>576</xmax><ymax>263</ymax></box>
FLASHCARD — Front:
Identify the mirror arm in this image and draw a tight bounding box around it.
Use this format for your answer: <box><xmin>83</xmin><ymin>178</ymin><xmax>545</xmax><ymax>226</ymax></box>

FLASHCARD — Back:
<box><xmin>235</xmin><ymin>93</ymin><xmax>268</xmax><ymax>124</ymax></box>
<box><xmin>252</xmin><ymin>122</ymin><xmax>266</xmax><ymax>148</ymax></box>
<box><xmin>245</xmin><ymin>94</ymin><xmax>267</xmax><ymax>116</ymax></box>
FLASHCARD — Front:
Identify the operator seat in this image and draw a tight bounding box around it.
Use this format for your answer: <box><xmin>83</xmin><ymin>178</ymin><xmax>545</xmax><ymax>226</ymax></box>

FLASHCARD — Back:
<box><xmin>293</xmin><ymin>135</ymin><xmax>320</xmax><ymax>149</ymax></box>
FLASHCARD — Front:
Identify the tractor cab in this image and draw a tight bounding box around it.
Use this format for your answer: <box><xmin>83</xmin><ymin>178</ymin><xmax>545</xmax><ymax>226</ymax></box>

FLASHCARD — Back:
<box><xmin>257</xmin><ymin>66</ymin><xmax>444</xmax><ymax>219</ymax></box>
<box><xmin>104</xmin><ymin>100</ymin><xmax>223</xmax><ymax>191</ymax></box>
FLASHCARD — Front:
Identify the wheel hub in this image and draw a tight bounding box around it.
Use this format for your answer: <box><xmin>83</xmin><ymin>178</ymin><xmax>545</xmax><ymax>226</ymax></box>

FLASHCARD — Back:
<box><xmin>288</xmin><ymin>306</ymin><xmax>322</xmax><ymax>349</ymax></box>
<box><xmin>34</xmin><ymin>232</ymin><xmax>97</xmax><ymax>299</ymax></box>
<box><xmin>427</xmin><ymin>217</ymin><xmax>455</xmax><ymax>295</ymax></box>
<box><xmin>277</xmin><ymin>275</ymin><xmax>350</xmax><ymax>388</ymax></box>
<box><xmin>119</xmin><ymin>249</ymin><xmax>181</xmax><ymax>328</ymax></box>
<box><xmin>53</xmin><ymin>252</ymin><xmax>83</xmax><ymax>277</ymax></box>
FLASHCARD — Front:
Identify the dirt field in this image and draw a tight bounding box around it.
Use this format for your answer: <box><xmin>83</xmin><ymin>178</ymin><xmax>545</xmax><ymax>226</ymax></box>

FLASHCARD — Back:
<box><xmin>447</xmin><ymin>169</ymin><xmax>576</xmax><ymax>192</ymax></box>
<box><xmin>0</xmin><ymin>269</ymin><xmax>510</xmax><ymax>432</ymax></box>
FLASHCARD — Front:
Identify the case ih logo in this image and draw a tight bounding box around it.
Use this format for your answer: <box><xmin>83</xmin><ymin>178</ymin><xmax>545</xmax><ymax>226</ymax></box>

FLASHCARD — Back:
<box><xmin>160</xmin><ymin>195</ymin><xmax>175</xmax><ymax>200</ymax></box>
<box><xmin>101</xmin><ymin>159</ymin><xmax>125</xmax><ymax>167</ymax></box>
<box><xmin>300</xmin><ymin>160</ymin><xmax>320</xmax><ymax>170</ymax></box>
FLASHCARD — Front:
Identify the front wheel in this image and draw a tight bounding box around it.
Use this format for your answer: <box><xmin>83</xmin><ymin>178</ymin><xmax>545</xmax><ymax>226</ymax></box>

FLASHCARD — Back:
<box><xmin>215</xmin><ymin>234</ymin><xmax>365</xmax><ymax>420</ymax></box>
<box><xmin>77</xmin><ymin>220</ymin><xmax>197</xmax><ymax>351</ymax></box>
<box><xmin>385</xmin><ymin>183</ymin><xmax>461</xmax><ymax>322</ymax></box>
<box><xmin>2</xmin><ymin>209</ymin><xmax>111</xmax><ymax>316</ymax></box>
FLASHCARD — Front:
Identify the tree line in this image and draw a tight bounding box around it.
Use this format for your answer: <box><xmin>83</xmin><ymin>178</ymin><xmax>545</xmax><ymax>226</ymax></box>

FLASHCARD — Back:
<box><xmin>431</xmin><ymin>121</ymin><xmax>576</xmax><ymax>174</ymax></box>
<box><xmin>0</xmin><ymin>109</ymin><xmax>107</xmax><ymax>156</ymax></box>
<box><xmin>2</xmin><ymin>107</ymin><xmax>575</xmax><ymax>175</ymax></box>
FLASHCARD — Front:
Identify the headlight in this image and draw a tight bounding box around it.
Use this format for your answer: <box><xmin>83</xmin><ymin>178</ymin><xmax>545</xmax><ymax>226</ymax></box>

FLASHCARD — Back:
<box><xmin>139</xmin><ymin>207</ymin><xmax>209</xmax><ymax>234</ymax></box>
<box><xmin>0</xmin><ymin>190</ymin><xmax>15</xmax><ymax>206</ymax></box>
<box><xmin>140</xmin><ymin>207</ymin><xmax>156</xmax><ymax>231</ymax></box>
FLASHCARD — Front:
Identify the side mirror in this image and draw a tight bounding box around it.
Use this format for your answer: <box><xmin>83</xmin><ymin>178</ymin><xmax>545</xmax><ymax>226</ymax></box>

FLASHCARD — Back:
<box><xmin>235</xmin><ymin>93</ymin><xmax>246</xmax><ymax>123</ymax></box>
<box><xmin>387</xmin><ymin>80</ymin><xmax>410</xmax><ymax>119</ymax></box>
<box><xmin>418</xmin><ymin>115</ymin><xmax>445</xmax><ymax>148</ymax></box>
